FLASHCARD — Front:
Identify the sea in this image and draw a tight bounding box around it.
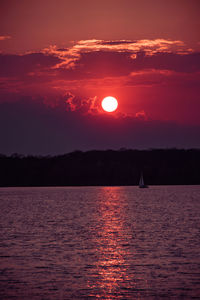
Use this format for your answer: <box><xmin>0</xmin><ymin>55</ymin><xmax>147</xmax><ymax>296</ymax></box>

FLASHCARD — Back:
<box><xmin>0</xmin><ymin>186</ymin><xmax>199</xmax><ymax>299</ymax></box>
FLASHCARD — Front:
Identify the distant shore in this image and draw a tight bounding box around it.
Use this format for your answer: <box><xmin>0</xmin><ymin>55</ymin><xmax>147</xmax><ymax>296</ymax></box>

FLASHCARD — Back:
<box><xmin>0</xmin><ymin>149</ymin><xmax>200</xmax><ymax>187</ymax></box>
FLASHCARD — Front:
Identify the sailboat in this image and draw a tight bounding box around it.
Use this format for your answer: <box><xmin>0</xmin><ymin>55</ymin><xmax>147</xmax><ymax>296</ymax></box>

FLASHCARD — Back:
<box><xmin>139</xmin><ymin>172</ymin><xmax>148</xmax><ymax>188</ymax></box>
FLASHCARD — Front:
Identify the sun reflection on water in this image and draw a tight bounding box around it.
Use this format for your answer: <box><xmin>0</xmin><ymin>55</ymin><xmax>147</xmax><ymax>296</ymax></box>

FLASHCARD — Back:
<box><xmin>88</xmin><ymin>187</ymin><xmax>142</xmax><ymax>299</ymax></box>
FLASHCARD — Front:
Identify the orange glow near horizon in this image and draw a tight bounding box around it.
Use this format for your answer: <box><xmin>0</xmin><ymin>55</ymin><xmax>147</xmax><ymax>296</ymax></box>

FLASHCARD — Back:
<box><xmin>101</xmin><ymin>96</ymin><xmax>118</xmax><ymax>112</ymax></box>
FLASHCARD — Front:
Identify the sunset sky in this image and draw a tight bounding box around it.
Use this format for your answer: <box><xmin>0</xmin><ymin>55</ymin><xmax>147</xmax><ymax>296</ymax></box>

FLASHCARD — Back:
<box><xmin>0</xmin><ymin>0</ymin><xmax>200</xmax><ymax>154</ymax></box>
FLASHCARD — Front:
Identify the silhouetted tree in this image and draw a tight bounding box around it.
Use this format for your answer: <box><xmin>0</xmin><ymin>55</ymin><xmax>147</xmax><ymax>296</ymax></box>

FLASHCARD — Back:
<box><xmin>0</xmin><ymin>149</ymin><xmax>199</xmax><ymax>186</ymax></box>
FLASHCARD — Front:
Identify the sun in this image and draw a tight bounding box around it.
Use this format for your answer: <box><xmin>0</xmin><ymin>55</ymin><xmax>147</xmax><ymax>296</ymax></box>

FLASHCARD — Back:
<box><xmin>101</xmin><ymin>96</ymin><xmax>118</xmax><ymax>112</ymax></box>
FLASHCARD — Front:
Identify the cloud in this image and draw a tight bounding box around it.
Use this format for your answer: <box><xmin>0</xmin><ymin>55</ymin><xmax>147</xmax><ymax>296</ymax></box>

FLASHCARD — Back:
<box><xmin>65</xmin><ymin>92</ymin><xmax>100</xmax><ymax>114</ymax></box>
<box><xmin>69</xmin><ymin>39</ymin><xmax>187</xmax><ymax>55</ymax></box>
<box><xmin>0</xmin><ymin>39</ymin><xmax>199</xmax><ymax>125</ymax></box>
<box><xmin>42</xmin><ymin>38</ymin><xmax>192</xmax><ymax>70</ymax></box>
<box><xmin>135</xmin><ymin>110</ymin><xmax>147</xmax><ymax>120</ymax></box>
<box><xmin>1</xmin><ymin>39</ymin><xmax>199</xmax><ymax>81</ymax></box>
<box><xmin>0</xmin><ymin>99</ymin><xmax>200</xmax><ymax>155</ymax></box>
<box><xmin>133</xmin><ymin>52</ymin><xmax>200</xmax><ymax>73</ymax></box>
<box><xmin>0</xmin><ymin>35</ymin><xmax>11</xmax><ymax>41</ymax></box>
<box><xmin>0</xmin><ymin>52</ymin><xmax>61</xmax><ymax>77</ymax></box>
<box><xmin>42</xmin><ymin>40</ymin><xmax>200</xmax><ymax>82</ymax></box>
<box><xmin>71</xmin><ymin>50</ymin><xmax>200</xmax><ymax>76</ymax></box>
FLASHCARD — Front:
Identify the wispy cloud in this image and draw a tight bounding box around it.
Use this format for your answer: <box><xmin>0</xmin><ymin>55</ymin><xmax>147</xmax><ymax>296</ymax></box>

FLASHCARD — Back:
<box><xmin>0</xmin><ymin>39</ymin><xmax>200</xmax><ymax>124</ymax></box>
<box><xmin>0</xmin><ymin>35</ymin><xmax>11</xmax><ymax>41</ymax></box>
<box><xmin>42</xmin><ymin>39</ymin><xmax>191</xmax><ymax>69</ymax></box>
<box><xmin>135</xmin><ymin>110</ymin><xmax>147</xmax><ymax>120</ymax></box>
<box><xmin>73</xmin><ymin>39</ymin><xmax>187</xmax><ymax>54</ymax></box>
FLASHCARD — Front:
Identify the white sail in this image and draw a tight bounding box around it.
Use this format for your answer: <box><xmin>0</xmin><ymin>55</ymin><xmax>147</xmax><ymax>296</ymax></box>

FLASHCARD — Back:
<box><xmin>139</xmin><ymin>173</ymin><xmax>144</xmax><ymax>187</ymax></box>
<box><xmin>139</xmin><ymin>172</ymin><xmax>148</xmax><ymax>188</ymax></box>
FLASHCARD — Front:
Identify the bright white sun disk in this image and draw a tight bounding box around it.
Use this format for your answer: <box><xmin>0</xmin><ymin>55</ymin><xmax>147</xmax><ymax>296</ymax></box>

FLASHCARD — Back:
<box><xmin>101</xmin><ymin>96</ymin><xmax>118</xmax><ymax>112</ymax></box>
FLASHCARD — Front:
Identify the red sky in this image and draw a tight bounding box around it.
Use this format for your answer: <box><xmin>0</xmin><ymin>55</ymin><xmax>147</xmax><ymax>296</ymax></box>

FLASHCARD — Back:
<box><xmin>0</xmin><ymin>0</ymin><xmax>200</xmax><ymax>154</ymax></box>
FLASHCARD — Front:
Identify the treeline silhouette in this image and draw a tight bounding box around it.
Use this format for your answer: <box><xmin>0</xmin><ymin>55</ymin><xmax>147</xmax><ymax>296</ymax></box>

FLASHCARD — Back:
<box><xmin>0</xmin><ymin>149</ymin><xmax>199</xmax><ymax>187</ymax></box>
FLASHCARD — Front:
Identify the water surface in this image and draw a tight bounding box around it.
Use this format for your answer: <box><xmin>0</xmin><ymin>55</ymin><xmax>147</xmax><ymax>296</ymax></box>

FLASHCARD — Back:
<box><xmin>0</xmin><ymin>186</ymin><xmax>200</xmax><ymax>299</ymax></box>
